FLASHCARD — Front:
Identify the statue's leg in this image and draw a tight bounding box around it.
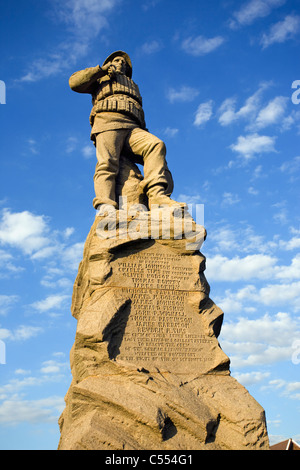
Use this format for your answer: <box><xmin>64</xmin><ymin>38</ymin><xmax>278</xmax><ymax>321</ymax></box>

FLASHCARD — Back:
<box><xmin>93</xmin><ymin>130</ymin><xmax>128</xmax><ymax>209</ymax></box>
<box><xmin>125</xmin><ymin>128</ymin><xmax>184</xmax><ymax>208</ymax></box>
<box><xmin>124</xmin><ymin>128</ymin><xmax>169</xmax><ymax>192</ymax></box>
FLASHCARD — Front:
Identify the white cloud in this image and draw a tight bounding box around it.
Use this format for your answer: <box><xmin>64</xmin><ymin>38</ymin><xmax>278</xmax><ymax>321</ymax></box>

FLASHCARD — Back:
<box><xmin>218</xmin><ymin>82</ymin><xmax>270</xmax><ymax>127</ymax></box>
<box><xmin>248</xmin><ymin>186</ymin><xmax>259</xmax><ymax>195</ymax></box>
<box><xmin>31</xmin><ymin>294</ymin><xmax>70</xmax><ymax>313</ymax></box>
<box><xmin>61</xmin><ymin>242</ymin><xmax>84</xmax><ymax>271</ymax></box>
<box><xmin>272</xmin><ymin>202</ymin><xmax>288</xmax><ymax>225</ymax></box>
<box><xmin>40</xmin><ymin>359</ymin><xmax>69</xmax><ymax>375</ymax></box>
<box><xmin>0</xmin><ymin>355</ymin><xmax>70</xmax><ymax>424</ymax></box>
<box><xmin>82</xmin><ymin>144</ymin><xmax>94</xmax><ymax>159</ymax></box>
<box><xmin>252</xmin><ymin>96</ymin><xmax>288</xmax><ymax>129</ymax></box>
<box><xmin>218</xmin><ymin>98</ymin><xmax>238</xmax><ymax>126</ymax></box>
<box><xmin>207</xmin><ymin>223</ymin><xmax>278</xmax><ymax>255</ymax></box>
<box><xmin>0</xmin><ymin>209</ymin><xmax>50</xmax><ymax>256</ymax></box>
<box><xmin>0</xmin><ymin>325</ymin><xmax>43</xmax><ymax>342</ymax></box>
<box><xmin>206</xmin><ymin>254</ymin><xmax>277</xmax><ymax>282</ymax></box>
<box><xmin>19</xmin><ymin>0</ymin><xmax>121</xmax><ymax>82</ymax></box>
<box><xmin>40</xmin><ymin>276</ymin><xmax>72</xmax><ymax>289</ymax></box>
<box><xmin>261</xmin><ymin>14</ymin><xmax>300</xmax><ymax>49</ymax></box>
<box><xmin>27</xmin><ymin>139</ymin><xmax>39</xmax><ymax>155</ymax></box>
<box><xmin>167</xmin><ymin>86</ymin><xmax>199</xmax><ymax>103</ymax></box>
<box><xmin>0</xmin><ymin>209</ymin><xmax>83</xmax><ymax>282</ymax></box>
<box><xmin>0</xmin><ymin>295</ymin><xmax>19</xmax><ymax>316</ymax></box>
<box><xmin>221</xmin><ymin>312</ymin><xmax>300</xmax><ymax>367</ymax></box>
<box><xmin>181</xmin><ymin>35</ymin><xmax>225</xmax><ymax>56</ymax></box>
<box><xmin>262</xmin><ymin>379</ymin><xmax>300</xmax><ymax>400</ymax></box>
<box><xmin>139</xmin><ymin>40</ymin><xmax>162</xmax><ymax>55</ymax></box>
<box><xmin>221</xmin><ymin>192</ymin><xmax>241</xmax><ymax>206</ymax></box>
<box><xmin>258</xmin><ymin>281</ymin><xmax>300</xmax><ymax>308</ymax></box>
<box><xmin>0</xmin><ymin>396</ymin><xmax>64</xmax><ymax>424</ymax></box>
<box><xmin>163</xmin><ymin>127</ymin><xmax>179</xmax><ymax>138</ymax></box>
<box><xmin>218</xmin><ymin>281</ymin><xmax>300</xmax><ymax>312</ymax></box>
<box><xmin>280</xmin><ymin>236</ymin><xmax>300</xmax><ymax>251</ymax></box>
<box><xmin>233</xmin><ymin>371</ymin><xmax>271</xmax><ymax>386</ymax></box>
<box><xmin>53</xmin><ymin>0</ymin><xmax>121</xmax><ymax>37</ymax></box>
<box><xmin>66</xmin><ymin>136</ymin><xmax>78</xmax><ymax>154</ymax></box>
<box><xmin>142</xmin><ymin>0</ymin><xmax>161</xmax><ymax>10</ymax></box>
<box><xmin>229</xmin><ymin>0</ymin><xmax>287</xmax><ymax>29</ymax></box>
<box><xmin>230</xmin><ymin>133</ymin><xmax>277</xmax><ymax>160</ymax></box>
<box><xmin>11</xmin><ymin>325</ymin><xmax>44</xmax><ymax>341</ymax></box>
<box><xmin>194</xmin><ymin>100</ymin><xmax>214</xmax><ymax>127</ymax></box>
<box><xmin>177</xmin><ymin>193</ymin><xmax>204</xmax><ymax>206</ymax></box>
<box><xmin>275</xmin><ymin>254</ymin><xmax>300</xmax><ymax>280</ymax></box>
<box><xmin>280</xmin><ymin>156</ymin><xmax>300</xmax><ymax>175</ymax></box>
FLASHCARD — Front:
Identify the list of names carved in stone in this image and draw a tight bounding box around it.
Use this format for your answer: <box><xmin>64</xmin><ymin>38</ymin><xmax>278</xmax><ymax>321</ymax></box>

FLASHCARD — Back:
<box><xmin>113</xmin><ymin>251</ymin><xmax>214</xmax><ymax>367</ymax></box>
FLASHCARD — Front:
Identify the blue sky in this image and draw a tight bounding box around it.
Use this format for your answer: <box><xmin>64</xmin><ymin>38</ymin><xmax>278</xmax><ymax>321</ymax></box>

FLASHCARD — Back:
<box><xmin>0</xmin><ymin>0</ymin><xmax>300</xmax><ymax>450</ymax></box>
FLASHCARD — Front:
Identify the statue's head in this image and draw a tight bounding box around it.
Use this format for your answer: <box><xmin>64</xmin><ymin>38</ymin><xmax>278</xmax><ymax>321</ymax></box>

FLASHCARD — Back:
<box><xmin>102</xmin><ymin>51</ymin><xmax>132</xmax><ymax>78</ymax></box>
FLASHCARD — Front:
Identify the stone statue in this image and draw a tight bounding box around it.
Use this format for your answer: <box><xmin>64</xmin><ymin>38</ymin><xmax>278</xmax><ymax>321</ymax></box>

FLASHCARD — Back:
<box><xmin>59</xmin><ymin>52</ymin><xmax>269</xmax><ymax>451</ymax></box>
<box><xmin>69</xmin><ymin>51</ymin><xmax>184</xmax><ymax>210</ymax></box>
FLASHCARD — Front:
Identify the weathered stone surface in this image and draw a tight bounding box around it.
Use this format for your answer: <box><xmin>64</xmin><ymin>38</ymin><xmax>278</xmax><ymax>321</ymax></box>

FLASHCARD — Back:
<box><xmin>58</xmin><ymin>207</ymin><xmax>269</xmax><ymax>450</ymax></box>
<box><xmin>64</xmin><ymin>50</ymin><xmax>269</xmax><ymax>450</ymax></box>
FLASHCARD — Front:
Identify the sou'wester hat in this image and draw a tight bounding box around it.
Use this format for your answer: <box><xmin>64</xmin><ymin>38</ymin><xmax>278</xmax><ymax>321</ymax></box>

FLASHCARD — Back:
<box><xmin>102</xmin><ymin>51</ymin><xmax>133</xmax><ymax>78</ymax></box>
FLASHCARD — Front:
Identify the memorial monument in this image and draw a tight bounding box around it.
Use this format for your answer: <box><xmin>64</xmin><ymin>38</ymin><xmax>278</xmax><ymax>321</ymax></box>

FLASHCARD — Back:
<box><xmin>58</xmin><ymin>51</ymin><xmax>269</xmax><ymax>450</ymax></box>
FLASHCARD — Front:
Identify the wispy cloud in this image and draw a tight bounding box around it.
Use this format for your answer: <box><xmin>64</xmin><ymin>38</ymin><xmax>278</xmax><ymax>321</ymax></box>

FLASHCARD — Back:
<box><xmin>251</xmin><ymin>96</ymin><xmax>288</xmax><ymax>130</ymax></box>
<box><xmin>0</xmin><ymin>209</ymin><xmax>50</xmax><ymax>256</ymax></box>
<box><xmin>218</xmin><ymin>82</ymin><xmax>270</xmax><ymax>126</ymax></box>
<box><xmin>221</xmin><ymin>312</ymin><xmax>300</xmax><ymax>367</ymax></box>
<box><xmin>230</xmin><ymin>133</ymin><xmax>277</xmax><ymax>160</ymax></box>
<box><xmin>82</xmin><ymin>144</ymin><xmax>94</xmax><ymax>159</ymax></box>
<box><xmin>139</xmin><ymin>40</ymin><xmax>162</xmax><ymax>55</ymax></box>
<box><xmin>163</xmin><ymin>127</ymin><xmax>179</xmax><ymax>138</ymax></box>
<box><xmin>142</xmin><ymin>0</ymin><xmax>162</xmax><ymax>11</ymax></box>
<box><xmin>260</xmin><ymin>14</ymin><xmax>300</xmax><ymax>48</ymax></box>
<box><xmin>167</xmin><ymin>85</ymin><xmax>199</xmax><ymax>103</ymax></box>
<box><xmin>221</xmin><ymin>192</ymin><xmax>241</xmax><ymax>206</ymax></box>
<box><xmin>52</xmin><ymin>0</ymin><xmax>120</xmax><ymax>36</ymax></box>
<box><xmin>207</xmin><ymin>253</ymin><xmax>277</xmax><ymax>282</ymax></box>
<box><xmin>280</xmin><ymin>156</ymin><xmax>300</xmax><ymax>175</ymax></box>
<box><xmin>30</xmin><ymin>294</ymin><xmax>70</xmax><ymax>314</ymax></box>
<box><xmin>0</xmin><ymin>295</ymin><xmax>19</xmax><ymax>316</ymax></box>
<box><xmin>181</xmin><ymin>35</ymin><xmax>225</xmax><ymax>56</ymax></box>
<box><xmin>229</xmin><ymin>0</ymin><xmax>286</xmax><ymax>29</ymax></box>
<box><xmin>0</xmin><ymin>325</ymin><xmax>43</xmax><ymax>342</ymax></box>
<box><xmin>194</xmin><ymin>100</ymin><xmax>214</xmax><ymax>127</ymax></box>
<box><xmin>218</xmin><ymin>84</ymin><xmax>297</xmax><ymax>137</ymax></box>
<box><xmin>19</xmin><ymin>0</ymin><xmax>122</xmax><ymax>82</ymax></box>
<box><xmin>0</xmin><ymin>208</ymin><xmax>83</xmax><ymax>284</ymax></box>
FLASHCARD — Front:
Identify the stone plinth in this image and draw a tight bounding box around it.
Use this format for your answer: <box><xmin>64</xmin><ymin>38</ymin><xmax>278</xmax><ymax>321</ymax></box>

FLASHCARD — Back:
<box><xmin>58</xmin><ymin>209</ymin><xmax>269</xmax><ymax>450</ymax></box>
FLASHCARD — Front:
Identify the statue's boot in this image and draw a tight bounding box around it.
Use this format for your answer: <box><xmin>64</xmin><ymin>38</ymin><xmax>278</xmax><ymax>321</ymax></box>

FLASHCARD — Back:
<box><xmin>147</xmin><ymin>184</ymin><xmax>187</xmax><ymax>210</ymax></box>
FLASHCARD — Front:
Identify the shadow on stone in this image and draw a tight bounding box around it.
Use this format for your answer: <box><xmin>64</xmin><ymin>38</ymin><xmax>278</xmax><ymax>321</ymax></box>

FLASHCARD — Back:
<box><xmin>205</xmin><ymin>414</ymin><xmax>221</xmax><ymax>444</ymax></box>
<box><xmin>157</xmin><ymin>409</ymin><xmax>178</xmax><ymax>441</ymax></box>
<box><xmin>102</xmin><ymin>301</ymin><xmax>131</xmax><ymax>360</ymax></box>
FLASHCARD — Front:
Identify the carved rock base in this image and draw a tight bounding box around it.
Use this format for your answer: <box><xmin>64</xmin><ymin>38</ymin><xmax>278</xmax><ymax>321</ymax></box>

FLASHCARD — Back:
<box><xmin>58</xmin><ymin>213</ymin><xmax>269</xmax><ymax>450</ymax></box>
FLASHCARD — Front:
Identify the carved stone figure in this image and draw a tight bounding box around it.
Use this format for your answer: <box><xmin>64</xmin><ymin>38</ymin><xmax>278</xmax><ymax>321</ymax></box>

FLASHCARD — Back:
<box><xmin>59</xmin><ymin>52</ymin><xmax>270</xmax><ymax>451</ymax></box>
<box><xmin>69</xmin><ymin>51</ymin><xmax>183</xmax><ymax>210</ymax></box>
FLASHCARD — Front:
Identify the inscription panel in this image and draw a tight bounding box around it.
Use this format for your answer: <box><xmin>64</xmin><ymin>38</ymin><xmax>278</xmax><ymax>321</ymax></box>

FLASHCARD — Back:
<box><xmin>109</xmin><ymin>247</ymin><xmax>218</xmax><ymax>374</ymax></box>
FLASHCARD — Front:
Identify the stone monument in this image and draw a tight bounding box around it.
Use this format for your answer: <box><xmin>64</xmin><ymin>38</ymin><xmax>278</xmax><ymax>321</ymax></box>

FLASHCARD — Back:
<box><xmin>58</xmin><ymin>52</ymin><xmax>269</xmax><ymax>450</ymax></box>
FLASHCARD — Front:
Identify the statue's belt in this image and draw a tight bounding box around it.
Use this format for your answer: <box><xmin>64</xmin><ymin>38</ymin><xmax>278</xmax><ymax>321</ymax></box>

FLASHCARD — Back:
<box><xmin>91</xmin><ymin>95</ymin><xmax>145</xmax><ymax>127</ymax></box>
